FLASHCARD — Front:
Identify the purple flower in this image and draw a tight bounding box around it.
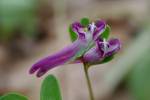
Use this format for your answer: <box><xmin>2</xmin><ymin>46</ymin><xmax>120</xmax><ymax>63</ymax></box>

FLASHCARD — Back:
<box><xmin>82</xmin><ymin>38</ymin><xmax>121</xmax><ymax>65</ymax></box>
<box><xmin>29</xmin><ymin>19</ymin><xmax>121</xmax><ymax>77</ymax></box>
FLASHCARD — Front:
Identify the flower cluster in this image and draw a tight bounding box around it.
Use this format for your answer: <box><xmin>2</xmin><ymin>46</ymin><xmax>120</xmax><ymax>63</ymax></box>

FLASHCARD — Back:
<box><xmin>29</xmin><ymin>19</ymin><xmax>121</xmax><ymax>77</ymax></box>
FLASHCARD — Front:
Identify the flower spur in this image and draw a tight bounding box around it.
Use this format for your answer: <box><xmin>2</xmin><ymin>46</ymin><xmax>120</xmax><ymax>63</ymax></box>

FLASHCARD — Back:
<box><xmin>29</xmin><ymin>19</ymin><xmax>121</xmax><ymax>77</ymax></box>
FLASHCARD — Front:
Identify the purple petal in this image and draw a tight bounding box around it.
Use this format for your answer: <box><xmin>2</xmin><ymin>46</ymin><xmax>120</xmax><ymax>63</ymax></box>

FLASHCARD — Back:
<box><xmin>105</xmin><ymin>38</ymin><xmax>121</xmax><ymax>57</ymax></box>
<box><xmin>29</xmin><ymin>40</ymin><xmax>87</xmax><ymax>77</ymax></box>
<box><xmin>95</xmin><ymin>20</ymin><xmax>105</xmax><ymax>28</ymax></box>
<box><xmin>82</xmin><ymin>38</ymin><xmax>121</xmax><ymax>65</ymax></box>
<box><xmin>83</xmin><ymin>48</ymin><xmax>102</xmax><ymax>63</ymax></box>
<box><xmin>96</xmin><ymin>39</ymin><xmax>105</xmax><ymax>57</ymax></box>
<box><xmin>83</xmin><ymin>41</ymin><xmax>103</xmax><ymax>64</ymax></box>
<box><xmin>93</xmin><ymin>20</ymin><xmax>106</xmax><ymax>40</ymax></box>
<box><xmin>72</xmin><ymin>22</ymin><xmax>86</xmax><ymax>39</ymax></box>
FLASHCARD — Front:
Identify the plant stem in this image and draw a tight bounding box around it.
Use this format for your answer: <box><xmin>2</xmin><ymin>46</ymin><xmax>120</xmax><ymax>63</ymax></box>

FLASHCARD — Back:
<box><xmin>83</xmin><ymin>63</ymin><xmax>95</xmax><ymax>100</ymax></box>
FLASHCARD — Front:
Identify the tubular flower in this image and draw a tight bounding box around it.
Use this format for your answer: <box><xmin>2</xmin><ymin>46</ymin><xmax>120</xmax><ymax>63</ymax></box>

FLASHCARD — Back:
<box><xmin>29</xmin><ymin>19</ymin><xmax>121</xmax><ymax>77</ymax></box>
<box><xmin>82</xmin><ymin>38</ymin><xmax>121</xmax><ymax>65</ymax></box>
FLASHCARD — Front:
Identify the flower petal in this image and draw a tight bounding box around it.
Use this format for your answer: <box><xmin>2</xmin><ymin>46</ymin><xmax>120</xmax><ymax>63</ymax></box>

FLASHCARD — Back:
<box><xmin>29</xmin><ymin>40</ymin><xmax>87</xmax><ymax>77</ymax></box>
<box><xmin>95</xmin><ymin>20</ymin><xmax>105</xmax><ymax>28</ymax></box>
<box><xmin>83</xmin><ymin>47</ymin><xmax>102</xmax><ymax>63</ymax></box>
<box><xmin>72</xmin><ymin>22</ymin><xmax>86</xmax><ymax>39</ymax></box>
<box><xmin>105</xmin><ymin>38</ymin><xmax>121</xmax><ymax>57</ymax></box>
<box><xmin>82</xmin><ymin>38</ymin><xmax>121</xmax><ymax>65</ymax></box>
<box><xmin>83</xmin><ymin>41</ymin><xmax>104</xmax><ymax>64</ymax></box>
<box><xmin>93</xmin><ymin>20</ymin><xmax>106</xmax><ymax>40</ymax></box>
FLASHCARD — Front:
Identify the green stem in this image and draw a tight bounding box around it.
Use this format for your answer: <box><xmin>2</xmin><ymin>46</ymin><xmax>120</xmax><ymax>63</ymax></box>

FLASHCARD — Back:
<box><xmin>83</xmin><ymin>63</ymin><xmax>95</xmax><ymax>100</ymax></box>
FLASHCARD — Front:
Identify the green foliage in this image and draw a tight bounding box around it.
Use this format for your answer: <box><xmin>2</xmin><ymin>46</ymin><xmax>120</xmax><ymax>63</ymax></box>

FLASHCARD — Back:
<box><xmin>80</xmin><ymin>17</ymin><xmax>90</xmax><ymax>27</ymax></box>
<box><xmin>0</xmin><ymin>0</ymin><xmax>38</xmax><ymax>41</ymax></box>
<box><xmin>100</xmin><ymin>25</ymin><xmax>110</xmax><ymax>40</ymax></box>
<box><xmin>101</xmin><ymin>55</ymin><xmax>114</xmax><ymax>64</ymax></box>
<box><xmin>127</xmin><ymin>51</ymin><xmax>150</xmax><ymax>100</ymax></box>
<box><xmin>0</xmin><ymin>93</ymin><xmax>28</xmax><ymax>100</ymax></box>
<box><xmin>40</xmin><ymin>75</ymin><xmax>62</xmax><ymax>100</ymax></box>
<box><xmin>69</xmin><ymin>25</ymin><xmax>78</xmax><ymax>42</ymax></box>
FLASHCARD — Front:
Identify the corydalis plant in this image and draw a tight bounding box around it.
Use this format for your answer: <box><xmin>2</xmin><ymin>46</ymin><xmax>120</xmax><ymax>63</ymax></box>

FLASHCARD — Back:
<box><xmin>29</xmin><ymin>18</ymin><xmax>121</xmax><ymax>77</ymax></box>
<box><xmin>29</xmin><ymin>18</ymin><xmax>121</xmax><ymax>100</ymax></box>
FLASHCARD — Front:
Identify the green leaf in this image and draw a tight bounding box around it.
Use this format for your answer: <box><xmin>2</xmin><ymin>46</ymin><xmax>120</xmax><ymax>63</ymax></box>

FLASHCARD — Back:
<box><xmin>127</xmin><ymin>51</ymin><xmax>150</xmax><ymax>100</ymax></box>
<box><xmin>40</xmin><ymin>75</ymin><xmax>62</xmax><ymax>100</ymax></box>
<box><xmin>101</xmin><ymin>55</ymin><xmax>114</xmax><ymax>64</ymax></box>
<box><xmin>80</xmin><ymin>17</ymin><xmax>90</xmax><ymax>27</ymax></box>
<box><xmin>101</xmin><ymin>25</ymin><xmax>110</xmax><ymax>40</ymax></box>
<box><xmin>0</xmin><ymin>93</ymin><xmax>28</xmax><ymax>100</ymax></box>
<box><xmin>69</xmin><ymin>25</ymin><xmax>78</xmax><ymax>42</ymax></box>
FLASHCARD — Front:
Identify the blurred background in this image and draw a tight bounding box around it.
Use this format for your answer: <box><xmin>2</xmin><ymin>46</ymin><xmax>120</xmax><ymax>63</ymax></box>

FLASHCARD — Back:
<box><xmin>0</xmin><ymin>0</ymin><xmax>150</xmax><ymax>100</ymax></box>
